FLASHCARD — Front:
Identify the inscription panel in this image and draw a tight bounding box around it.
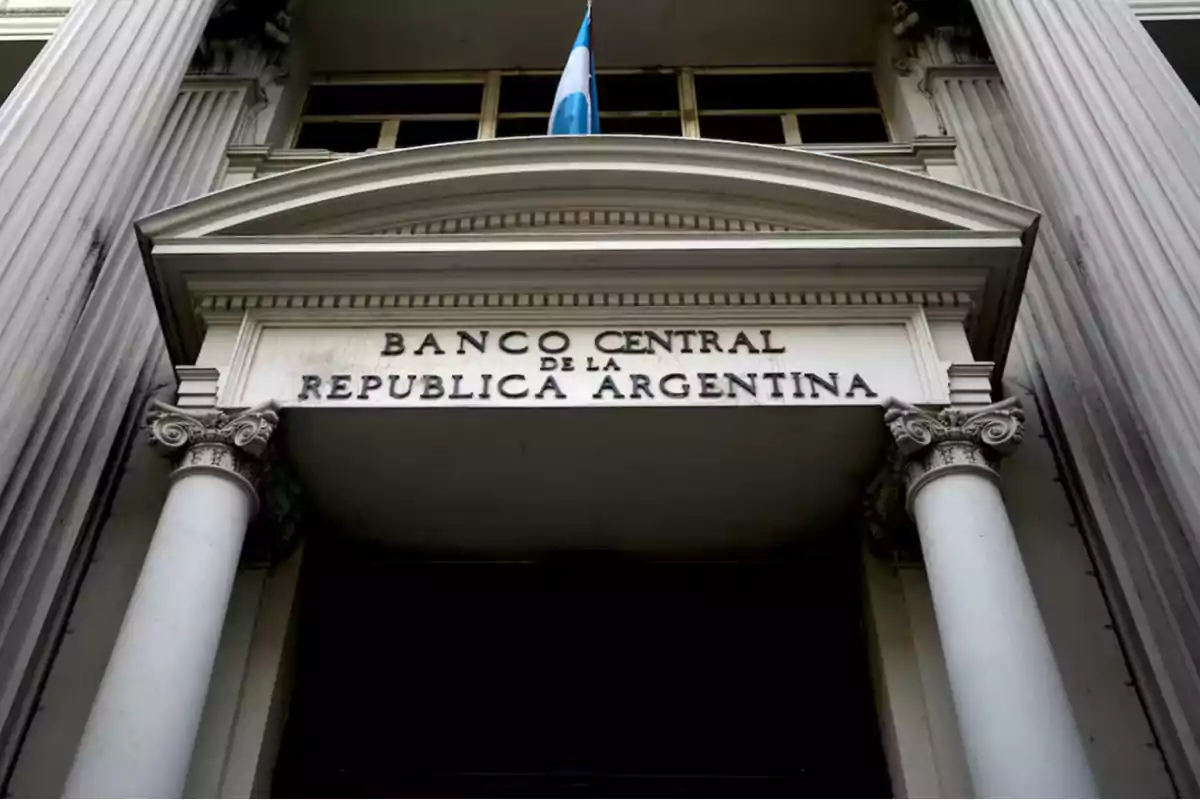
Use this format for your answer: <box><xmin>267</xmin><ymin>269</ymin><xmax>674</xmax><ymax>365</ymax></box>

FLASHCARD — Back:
<box><xmin>226</xmin><ymin>316</ymin><xmax>946</xmax><ymax>408</ymax></box>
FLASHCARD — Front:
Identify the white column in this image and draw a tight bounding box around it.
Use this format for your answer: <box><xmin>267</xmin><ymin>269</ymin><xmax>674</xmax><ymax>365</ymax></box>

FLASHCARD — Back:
<box><xmin>0</xmin><ymin>0</ymin><xmax>219</xmax><ymax>495</ymax></box>
<box><xmin>962</xmin><ymin>6</ymin><xmax>1200</xmax><ymax>788</ymax></box>
<box><xmin>884</xmin><ymin>398</ymin><xmax>1095</xmax><ymax>797</ymax></box>
<box><xmin>64</xmin><ymin>402</ymin><xmax>279</xmax><ymax>799</ymax></box>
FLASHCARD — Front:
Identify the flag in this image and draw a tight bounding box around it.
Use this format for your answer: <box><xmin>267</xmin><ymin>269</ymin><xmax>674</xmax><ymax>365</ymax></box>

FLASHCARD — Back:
<box><xmin>548</xmin><ymin>5</ymin><xmax>600</xmax><ymax>135</ymax></box>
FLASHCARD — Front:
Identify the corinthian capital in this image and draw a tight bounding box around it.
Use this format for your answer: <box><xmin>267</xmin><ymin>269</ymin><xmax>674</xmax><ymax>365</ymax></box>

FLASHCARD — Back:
<box><xmin>883</xmin><ymin>397</ymin><xmax>1025</xmax><ymax>500</ymax></box>
<box><xmin>147</xmin><ymin>400</ymin><xmax>280</xmax><ymax>500</ymax></box>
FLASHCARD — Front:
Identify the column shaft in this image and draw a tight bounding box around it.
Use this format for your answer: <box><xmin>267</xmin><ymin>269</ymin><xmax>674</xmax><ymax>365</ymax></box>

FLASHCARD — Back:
<box><xmin>885</xmin><ymin>398</ymin><xmax>1095</xmax><ymax>796</ymax></box>
<box><xmin>966</xmin><ymin>2</ymin><xmax>1200</xmax><ymax>787</ymax></box>
<box><xmin>64</xmin><ymin>471</ymin><xmax>253</xmax><ymax>798</ymax></box>
<box><xmin>0</xmin><ymin>0</ymin><xmax>218</xmax><ymax>492</ymax></box>
<box><xmin>64</xmin><ymin>402</ymin><xmax>278</xmax><ymax>798</ymax></box>
<box><xmin>0</xmin><ymin>81</ymin><xmax>254</xmax><ymax>787</ymax></box>
<box><xmin>912</xmin><ymin>472</ymin><xmax>1094</xmax><ymax>796</ymax></box>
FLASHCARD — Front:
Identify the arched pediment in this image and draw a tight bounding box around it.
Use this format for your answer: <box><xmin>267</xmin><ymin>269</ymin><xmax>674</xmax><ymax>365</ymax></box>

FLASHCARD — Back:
<box><xmin>137</xmin><ymin>136</ymin><xmax>1039</xmax><ymax>372</ymax></box>
<box><xmin>139</xmin><ymin>136</ymin><xmax>1037</xmax><ymax>239</ymax></box>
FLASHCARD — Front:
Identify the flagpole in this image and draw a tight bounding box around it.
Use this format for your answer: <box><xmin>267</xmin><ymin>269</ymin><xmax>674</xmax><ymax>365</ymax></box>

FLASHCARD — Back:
<box><xmin>587</xmin><ymin>0</ymin><xmax>599</xmax><ymax>134</ymax></box>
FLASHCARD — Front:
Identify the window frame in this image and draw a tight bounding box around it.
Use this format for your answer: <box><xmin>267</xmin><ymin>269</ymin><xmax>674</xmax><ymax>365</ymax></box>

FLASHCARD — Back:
<box><xmin>289</xmin><ymin>65</ymin><xmax>891</xmax><ymax>150</ymax></box>
<box><xmin>689</xmin><ymin>65</ymin><xmax>890</xmax><ymax>145</ymax></box>
<box><xmin>490</xmin><ymin>67</ymin><xmax>685</xmax><ymax>139</ymax></box>
<box><xmin>293</xmin><ymin>71</ymin><xmax>490</xmax><ymax>150</ymax></box>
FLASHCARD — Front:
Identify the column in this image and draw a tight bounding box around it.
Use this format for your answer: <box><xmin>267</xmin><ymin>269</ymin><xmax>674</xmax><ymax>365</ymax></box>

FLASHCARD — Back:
<box><xmin>0</xmin><ymin>0</ymin><xmax>218</xmax><ymax>496</ymax></box>
<box><xmin>884</xmin><ymin>398</ymin><xmax>1095</xmax><ymax>797</ymax></box>
<box><xmin>968</xmin><ymin>0</ymin><xmax>1200</xmax><ymax>646</ymax></box>
<box><xmin>64</xmin><ymin>402</ymin><xmax>279</xmax><ymax>799</ymax></box>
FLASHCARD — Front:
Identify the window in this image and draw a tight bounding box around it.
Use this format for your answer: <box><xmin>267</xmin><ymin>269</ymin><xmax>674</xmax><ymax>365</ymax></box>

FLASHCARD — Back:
<box><xmin>293</xmin><ymin>78</ymin><xmax>485</xmax><ymax>152</ymax></box>
<box><xmin>496</xmin><ymin>71</ymin><xmax>681</xmax><ymax>138</ymax></box>
<box><xmin>694</xmin><ymin>69</ymin><xmax>888</xmax><ymax>145</ymax></box>
<box><xmin>291</xmin><ymin>68</ymin><xmax>887</xmax><ymax>150</ymax></box>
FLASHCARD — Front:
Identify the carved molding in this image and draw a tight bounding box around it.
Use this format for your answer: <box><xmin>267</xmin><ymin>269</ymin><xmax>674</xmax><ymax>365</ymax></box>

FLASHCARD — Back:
<box><xmin>1126</xmin><ymin>0</ymin><xmax>1200</xmax><ymax>21</ymax></box>
<box><xmin>150</xmin><ymin>136</ymin><xmax>1036</xmax><ymax>241</ymax></box>
<box><xmin>198</xmin><ymin>289</ymin><xmax>974</xmax><ymax>316</ymax></box>
<box><xmin>244</xmin><ymin>458</ymin><xmax>305</xmax><ymax>568</ymax></box>
<box><xmin>363</xmin><ymin>208</ymin><xmax>800</xmax><ymax>236</ymax></box>
<box><xmin>883</xmin><ymin>396</ymin><xmax>1025</xmax><ymax>501</ymax></box>
<box><xmin>862</xmin><ymin>450</ymin><xmax>923</xmax><ymax>564</ymax></box>
<box><xmin>0</xmin><ymin>7</ymin><xmax>71</xmax><ymax>42</ymax></box>
<box><xmin>219</xmin><ymin>139</ymin><xmax>961</xmax><ymax>194</ymax></box>
<box><xmin>147</xmin><ymin>400</ymin><xmax>280</xmax><ymax>503</ymax></box>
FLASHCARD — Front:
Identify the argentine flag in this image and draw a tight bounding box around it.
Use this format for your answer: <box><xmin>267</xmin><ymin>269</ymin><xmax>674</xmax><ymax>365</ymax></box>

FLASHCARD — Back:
<box><xmin>548</xmin><ymin>6</ymin><xmax>600</xmax><ymax>135</ymax></box>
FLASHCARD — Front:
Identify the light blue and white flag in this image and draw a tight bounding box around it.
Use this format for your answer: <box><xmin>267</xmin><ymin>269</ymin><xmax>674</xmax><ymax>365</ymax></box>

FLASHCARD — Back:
<box><xmin>548</xmin><ymin>4</ymin><xmax>600</xmax><ymax>135</ymax></box>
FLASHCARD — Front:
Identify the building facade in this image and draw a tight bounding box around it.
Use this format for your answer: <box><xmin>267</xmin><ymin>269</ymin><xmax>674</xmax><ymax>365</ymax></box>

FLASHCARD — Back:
<box><xmin>0</xmin><ymin>0</ymin><xmax>1199</xmax><ymax>796</ymax></box>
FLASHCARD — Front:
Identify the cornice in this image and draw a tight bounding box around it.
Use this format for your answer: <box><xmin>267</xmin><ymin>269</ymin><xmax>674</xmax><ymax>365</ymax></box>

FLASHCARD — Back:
<box><xmin>138</xmin><ymin>138</ymin><xmax>1036</xmax><ymax>381</ymax></box>
<box><xmin>920</xmin><ymin>63</ymin><xmax>1003</xmax><ymax>95</ymax></box>
<box><xmin>140</xmin><ymin>136</ymin><xmax>1037</xmax><ymax>239</ymax></box>
<box><xmin>196</xmin><ymin>288</ymin><xmax>975</xmax><ymax>319</ymax></box>
<box><xmin>222</xmin><ymin>138</ymin><xmax>963</xmax><ymax>193</ymax></box>
<box><xmin>0</xmin><ymin>7</ymin><xmax>70</xmax><ymax>41</ymax></box>
<box><xmin>178</xmin><ymin>75</ymin><xmax>259</xmax><ymax>93</ymax></box>
<box><xmin>149</xmin><ymin>230</ymin><xmax>1007</xmax><ymax>368</ymax></box>
<box><xmin>1127</xmin><ymin>0</ymin><xmax>1200</xmax><ymax>20</ymax></box>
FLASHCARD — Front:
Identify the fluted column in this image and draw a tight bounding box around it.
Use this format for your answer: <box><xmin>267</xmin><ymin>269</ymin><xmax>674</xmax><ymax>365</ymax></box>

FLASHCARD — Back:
<box><xmin>0</xmin><ymin>0</ymin><xmax>219</xmax><ymax>497</ymax></box>
<box><xmin>884</xmin><ymin>398</ymin><xmax>1095</xmax><ymax>797</ymax></box>
<box><xmin>64</xmin><ymin>402</ymin><xmax>278</xmax><ymax>798</ymax></box>
<box><xmin>967</xmin><ymin>0</ymin><xmax>1200</xmax><ymax>645</ymax></box>
<box><xmin>0</xmin><ymin>80</ymin><xmax>255</xmax><ymax>787</ymax></box>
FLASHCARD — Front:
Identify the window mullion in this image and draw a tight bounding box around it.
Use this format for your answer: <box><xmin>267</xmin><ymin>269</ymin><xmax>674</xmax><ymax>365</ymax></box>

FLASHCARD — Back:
<box><xmin>377</xmin><ymin>119</ymin><xmax>400</xmax><ymax>149</ymax></box>
<box><xmin>479</xmin><ymin>71</ymin><xmax>501</xmax><ymax>139</ymax></box>
<box><xmin>782</xmin><ymin>114</ymin><xmax>802</xmax><ymax>145</ymax></box>
<box><xmin>679</xmin><ymin>69</ymin><xmax>700</xmax><ymax>139</ymax></box>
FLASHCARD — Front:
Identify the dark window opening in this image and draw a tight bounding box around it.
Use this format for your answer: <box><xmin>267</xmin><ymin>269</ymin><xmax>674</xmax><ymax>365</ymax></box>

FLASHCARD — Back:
<box><xmin>700</xmin><ymin>114</ymin><xmax>786</xmax><ymax>145</ymax></box>
<box><xmin>496</xmin><ymin>117</ymin><xmax>551</xmax><ymax>137</ymax></box>
<box><xmin>395</xmin><ymin>119</ymin><xmax>480</xmax><ymax>148</ymax></box>
<box><xmin>598</xmin><ymin>115</ymin><xmax>682</xmax><ymax>136</ymax></box>
<box><xmin>304</xmin><ymin>82</ymin><xmax>484</xmax><ymax>116</ymax></box>
<box><xmin>798</xmin><ymin>114</ymin><xmax>889</xmax><ymax>144</ymax></box>
<box><xmin>596</xmin><ymin>72</ymin><xmax>678</xmax><ymax>111</ymax></box>
<box><xmin>694</xmin><ymin>71</ymin><xmax>879</xmax><ymax>110</ymax></box>
<box><xmin>498</xmin><ymin>75</ymin><xmax>560</xmax><ymax>113</ymax></box>
<box><xmin>294</xmin><ymin>121</ymin><xmax>380</xmax><ymax>153</ymax></box>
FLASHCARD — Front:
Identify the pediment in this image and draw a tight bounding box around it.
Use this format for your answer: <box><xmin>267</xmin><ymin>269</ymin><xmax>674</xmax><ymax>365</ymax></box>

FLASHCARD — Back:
<box><xmin>142</xmin><ymin>136</ymin><xmax>1036</xmax><ymax>238</ymax></box>
<box><xmin>136</xmin><ymin>136</ymin><xmax>1039</xmax><ymax>372</ymax></box>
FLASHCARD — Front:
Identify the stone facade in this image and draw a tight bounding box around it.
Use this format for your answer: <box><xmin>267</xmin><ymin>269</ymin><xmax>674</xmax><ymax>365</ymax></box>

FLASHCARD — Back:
<box><xmin>0</xmin><ymin>1</ymin><xmax>1196</xmax><ymax>797</ymax></box>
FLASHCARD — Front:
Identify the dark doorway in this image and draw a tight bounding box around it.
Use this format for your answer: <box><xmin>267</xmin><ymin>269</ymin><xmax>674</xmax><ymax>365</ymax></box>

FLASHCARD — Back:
<box><xmin>272</xmin><ymin>538</ymin><xmax>890</xmax><ymax>797</ymax></box>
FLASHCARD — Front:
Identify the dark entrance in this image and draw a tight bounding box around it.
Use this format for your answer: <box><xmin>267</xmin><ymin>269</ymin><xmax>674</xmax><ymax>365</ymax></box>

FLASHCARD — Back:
<box><xmin>272</xmin><ymin>536</ymin><xmax>890</xmax><ymax>797</ymax></box>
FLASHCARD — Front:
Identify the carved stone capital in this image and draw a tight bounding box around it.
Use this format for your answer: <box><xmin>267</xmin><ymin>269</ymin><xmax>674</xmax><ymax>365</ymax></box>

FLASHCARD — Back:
<box><xmin>883</xmin><ymin>396</ymin><xmax>1025</xmax><ymax>501</ymax></box>
<box><xmin>862</xmin><ymin>450</ymin><xmax>922</xmax><ymax>564</ymax></box>
<box><xmin>147</xmin><ymin>400</ymin><xmax>280</xmax><ymax>505</ymax></box>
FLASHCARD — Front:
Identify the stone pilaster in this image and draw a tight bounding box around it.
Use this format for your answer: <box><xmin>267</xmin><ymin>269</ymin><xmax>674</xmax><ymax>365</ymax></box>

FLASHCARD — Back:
<box><xmin>65</xmin><ymin>402</ymin><xmax>278</xmax><ymax>798</ymax></box>
<box><xmin>883</xmin><ymin>397</ymin><xmax>1094</xmax><ymax>796</ymax></box>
